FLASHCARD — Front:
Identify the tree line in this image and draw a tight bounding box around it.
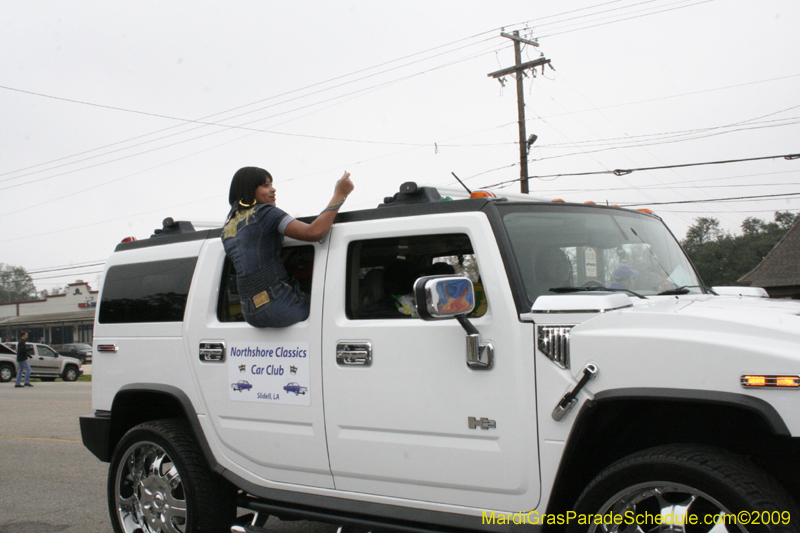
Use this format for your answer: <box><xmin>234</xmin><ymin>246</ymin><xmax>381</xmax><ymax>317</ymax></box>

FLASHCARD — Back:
<box><xmin>0</xmin><ymin>263</ymin><xmax>70</xmax><ymax>304</ymax></box>
<box><xmin>680</xmin><ymin>211</ymin><xmax>798</xmax><ymax>288</ymax></box>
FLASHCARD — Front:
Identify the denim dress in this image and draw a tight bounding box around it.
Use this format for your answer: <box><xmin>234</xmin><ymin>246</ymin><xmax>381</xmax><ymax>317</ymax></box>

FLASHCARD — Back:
<box><xmin>222</xmin><ymin>204</ymin><xmax>310</xmax><ymax>327</ymax></box>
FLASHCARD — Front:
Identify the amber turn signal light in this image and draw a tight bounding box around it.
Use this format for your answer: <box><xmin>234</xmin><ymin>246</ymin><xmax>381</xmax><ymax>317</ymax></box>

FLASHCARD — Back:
<box><xmin>741</xmin><ymin>375</ymin><xmax>800</xmax><ymax>388</ymax></box>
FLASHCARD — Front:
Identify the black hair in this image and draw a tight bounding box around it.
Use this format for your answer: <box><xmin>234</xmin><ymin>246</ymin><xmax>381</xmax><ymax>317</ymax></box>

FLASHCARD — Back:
<box><xmin>228</xmin><ymin>167</ymin><xmax>272</xmax><ymax>207</ymax></box>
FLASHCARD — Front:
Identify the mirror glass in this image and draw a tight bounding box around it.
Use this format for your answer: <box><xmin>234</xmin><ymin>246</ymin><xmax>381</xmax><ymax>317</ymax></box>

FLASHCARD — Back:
<box><xmin>421</xmin><ymin>276</ymin><xmax>475</xmax><ymax>318</ymax></box>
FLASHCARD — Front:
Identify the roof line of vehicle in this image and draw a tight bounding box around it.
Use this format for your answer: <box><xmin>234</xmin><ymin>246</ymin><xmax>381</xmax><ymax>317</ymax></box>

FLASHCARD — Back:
<box><xmin>112</xmin><ymin>196</ymin><xmax>659</xmax><ymax>253</ymax></box>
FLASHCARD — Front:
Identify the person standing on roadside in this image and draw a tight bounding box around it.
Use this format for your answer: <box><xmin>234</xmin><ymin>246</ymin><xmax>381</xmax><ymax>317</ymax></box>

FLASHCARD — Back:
<box><xmin>14</xmin><ymin>331</ymin><xmax>33</xmax><ymax>388</ymax></box>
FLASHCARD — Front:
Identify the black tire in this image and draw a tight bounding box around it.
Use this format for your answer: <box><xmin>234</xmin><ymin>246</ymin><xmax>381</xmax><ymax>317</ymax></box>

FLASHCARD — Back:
<box><xmin>568</xmin><ymin>444</ymin><xmax>800</xmax><ymax>533</ymax></box>
<box><xmin>108</xmin><ymin>419</ymin><xmax>236</xmax><ymax>533</ymax></box>
<box><xmin>0</xmin><ymin>363</ymin><xmax>15</xmax><ymax>382</ymax></box>
<box><xmin>61</xmin><ymin>365</ymin><xmax>79</xmax><ymax>381</ymax></box>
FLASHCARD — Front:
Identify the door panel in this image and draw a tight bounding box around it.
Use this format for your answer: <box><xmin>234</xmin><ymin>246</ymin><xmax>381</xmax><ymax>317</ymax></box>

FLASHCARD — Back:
<box><xmin>31</xmin><ymin>345</ymin><xmax>60</xmax><ymax>376</ymax></box>
<box><xmin>322</xmin><ymin>213</ymin><xmax>540</xmax><ymax>512</ymax></box>
<box><xmin>186</xmin><ymin>238</ymin><xmax>334</xmax><ymax>489</ymax></box>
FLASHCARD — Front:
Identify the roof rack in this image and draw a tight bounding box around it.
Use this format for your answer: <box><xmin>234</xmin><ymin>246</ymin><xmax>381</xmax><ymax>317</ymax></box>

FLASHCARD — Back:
<box><xmin>151</xmin><ymin>217</ymin><xmax>196</xmax><ymax>238</ymax></box>
<box><xmin>379</xmin><ymin>182</ymin><xmax>442</xmax><ymax>207</ymax></box>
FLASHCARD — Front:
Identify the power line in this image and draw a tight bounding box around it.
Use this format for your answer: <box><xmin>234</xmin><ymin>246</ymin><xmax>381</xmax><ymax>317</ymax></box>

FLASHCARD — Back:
<box><xmin>0</xmin><ymin>1</ymin><xmax>700</xmax><ymax>190</ymax></box>
<box><xmin>536</xmin><ymin>0</ymin><xmax>713</xmax><ymax>38</ymax></box>
<box><xmin>0</xmin><ymin>40</ymin><xmax>506</xmax><ymax>194</ymax></box>
<box><xmin>666</xmin><ymin>208</ymin><xmax>800</xmax><ymax>214</ymax></box>
<box><xmin>27</xmin><ymin>262</ymin><xmax>106</xmax><ymax>275</ymax></box>
<box><xmin>0</xmin><ymin>27</ymin><xmax>509</xmax><ymax>182</ymax></box>
<box><xmin>622</xmin><ymin>191</ymin><xmax>800</xmax><ymax>207</ymax></box>
<box><xmin>484</xmin><ymin>152</ymin><xmax>800</xmax><ymax>189</ymax></box>
<box><xmin>28</xmin><ymin>270</ymin><xmax>104</xmax><ymax>282</ymax></box>
<box><xmin>531</xmin><ymin>73</ymin><xmax>800</xmax><ymax>122</ymax></box>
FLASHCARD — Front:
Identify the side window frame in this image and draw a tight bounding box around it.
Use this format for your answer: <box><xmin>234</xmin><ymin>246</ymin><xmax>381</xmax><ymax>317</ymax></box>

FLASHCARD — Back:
<box><xmin>217</xmin><ymin>245</ymin><xmax>316</xmax><ymax>323</ymax></box>
<box><xmin>98</xmin><ymin>257</ymin><xmax>197</xmax><ymax>324</ymax></box>
<box><xmin>345</xmin><ymin>233</ymin><xmax>486</xmax><ymax>320</ymax></box>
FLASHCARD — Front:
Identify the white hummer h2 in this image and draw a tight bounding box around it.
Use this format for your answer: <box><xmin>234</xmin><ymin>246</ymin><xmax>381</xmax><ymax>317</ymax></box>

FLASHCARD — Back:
<box><xmin>81</xmin><ymin>183</ymin><xmax>800</xmax><ymax>533</ymax></box>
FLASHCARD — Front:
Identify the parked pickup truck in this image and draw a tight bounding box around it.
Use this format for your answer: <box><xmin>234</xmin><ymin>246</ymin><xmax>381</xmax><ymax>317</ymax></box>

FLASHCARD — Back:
<box><xmin>1</xmin><ymin>342</ymin><xmax>83</xmax><ymax>382</ymax></box>
<box><xmin>80</xmin><ymin>183</ymin><xmax>800</xmax><ymax>533</ymax></box>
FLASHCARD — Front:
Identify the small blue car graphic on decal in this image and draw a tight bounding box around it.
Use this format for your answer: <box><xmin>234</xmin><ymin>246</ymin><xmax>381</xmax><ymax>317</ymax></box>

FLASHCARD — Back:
<box><xmin>283</xmin><ymin>382</ymin><xmax>308</xmax><ymax>395</ymax></box>
<box><xmin>232</xmin><ymin>380</ymin><xmax>253</xmax><ymax>392</ymax></box>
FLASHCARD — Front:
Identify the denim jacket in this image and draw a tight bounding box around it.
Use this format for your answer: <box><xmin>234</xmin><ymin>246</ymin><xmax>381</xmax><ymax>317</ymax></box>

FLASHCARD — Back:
<box><xmin>222</xmin><ymin>204</ymin><xmax>295</xmax><ymax>299</ymax></box>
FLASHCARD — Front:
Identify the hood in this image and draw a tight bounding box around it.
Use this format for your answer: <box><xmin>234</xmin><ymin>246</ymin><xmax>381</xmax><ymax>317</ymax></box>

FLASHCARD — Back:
<box><xmin>565</xmin><ymin>293</ymin><xmax>800</xmax><ymax>415</ymax></box>
<box><xmin>641</xmin><ymin>294</ymin><xmax>800</xmax><ymax>337</ymax></box>
<box><xmin>566</xmin><ymin>294</ymin><xmax>800</xmax><ymax>370</ymax></box>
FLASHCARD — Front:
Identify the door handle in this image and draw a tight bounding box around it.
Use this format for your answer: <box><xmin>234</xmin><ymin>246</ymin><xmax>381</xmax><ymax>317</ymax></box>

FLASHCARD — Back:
<box><xmin>336</xmin><ymin>342</ymin><xmax>372</xmax><ymax>366</ymax></box>
<box><xmin>199</xmin><ymin>342</ymin><xmax>226</xmax><ymax>362</ymax></box>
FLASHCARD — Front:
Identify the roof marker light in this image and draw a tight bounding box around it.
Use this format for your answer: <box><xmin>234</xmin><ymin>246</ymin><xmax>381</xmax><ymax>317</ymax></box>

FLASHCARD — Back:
<box><xmin>470</xmin><ymin>190</ymin><xmax>497</xmax><ymax>199</ymax></box>
<box><xmin>552</xmin><ymin>198</ymin><xmax>565</xmax><ymax>203</ymax></box>
<box><xmin>636</xmin><ymin>208</ymin><xmax>654</xmax><ymax>214</ymax></box>
<box><xmin>741</xmin><ymin>375</ymin><xmax>800</xmax><ymax>388</ymax></box>
<box><xmin>584</xmin><ymin>201</ymin><xmax>596</xmax><ymax>205</ymax></box>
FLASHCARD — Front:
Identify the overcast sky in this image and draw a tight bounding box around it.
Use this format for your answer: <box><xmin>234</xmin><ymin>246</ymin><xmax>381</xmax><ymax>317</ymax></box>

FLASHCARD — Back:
<box><xmin>2</xmin><ymin>0</ymin><xmax>799</xmax><ymax>292</ymax></box>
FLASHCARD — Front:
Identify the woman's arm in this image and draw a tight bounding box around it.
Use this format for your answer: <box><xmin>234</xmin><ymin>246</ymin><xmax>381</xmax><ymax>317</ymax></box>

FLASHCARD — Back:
<box><xmin>284</xmin><ymin>172</ymin><xmax>354</xmax><ymax>242</ymax></box>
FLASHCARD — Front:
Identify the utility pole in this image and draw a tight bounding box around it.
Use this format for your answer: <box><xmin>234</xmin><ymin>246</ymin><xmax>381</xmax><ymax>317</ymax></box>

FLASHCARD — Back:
<box><xmin>488</xmin><ymin>31</ymin><xmax>551</xmax><ymax>194</ymax></box>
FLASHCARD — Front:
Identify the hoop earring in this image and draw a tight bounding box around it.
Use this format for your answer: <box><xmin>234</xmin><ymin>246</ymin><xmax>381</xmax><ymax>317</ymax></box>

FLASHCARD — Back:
<box><xmin>239</xmin><ymin>199</ymin><xmax>256</xmax><ymax>208</ymax></box>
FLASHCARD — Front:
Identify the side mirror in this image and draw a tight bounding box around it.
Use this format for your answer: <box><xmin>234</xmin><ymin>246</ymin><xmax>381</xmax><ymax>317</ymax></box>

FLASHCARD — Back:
<box><xmin>413</xmin><ymin>276</ymin><xmax>492</xmax><ymax>370</ymax></box>
<box><xmin>413</xmin><ymin>276</ymin><xmax>475</xmax><ymax>320</ymax></box>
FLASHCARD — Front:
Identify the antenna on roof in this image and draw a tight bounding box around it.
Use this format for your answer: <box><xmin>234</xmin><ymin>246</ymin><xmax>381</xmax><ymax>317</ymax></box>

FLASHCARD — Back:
<box><xmin>451</xmin><ymin>172</ymin><xmax>471</xmax><ymax>194</ymax></box>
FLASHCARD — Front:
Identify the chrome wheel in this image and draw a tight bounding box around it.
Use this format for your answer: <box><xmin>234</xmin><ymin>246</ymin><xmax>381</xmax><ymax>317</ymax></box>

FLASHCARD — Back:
<box><xmin>108</xmin><ymin>420</ymin><xmax>236</xmax><ymax>533</ymax></box>
<box><xmin>115</xmin><ymin>441</ymin><xmax>187</xmax><ymax>533</ymax></box>
<box><xmin>591</xmin><ymin>482</ymin><xmax>745</xmax><ymax>533</ymax></box>
<box><xmin>570</xmin><ymin>445</ymin><xmax>800</xmax><ymax>533</ymax></box>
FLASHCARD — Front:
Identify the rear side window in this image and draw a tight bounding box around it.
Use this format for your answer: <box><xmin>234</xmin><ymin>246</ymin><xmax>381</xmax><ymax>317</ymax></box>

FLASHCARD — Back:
<box><xmin>99</xmin><ymin>258</ymin><xmax>197</xmax><ymax>323</ymax></box>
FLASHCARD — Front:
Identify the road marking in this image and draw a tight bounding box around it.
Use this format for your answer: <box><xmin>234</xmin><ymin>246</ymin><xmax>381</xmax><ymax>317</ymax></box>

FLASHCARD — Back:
<box><xmin>0</xmin><ymin>434</ymin><xmax>82</xmax><ymax>444</ymax></box>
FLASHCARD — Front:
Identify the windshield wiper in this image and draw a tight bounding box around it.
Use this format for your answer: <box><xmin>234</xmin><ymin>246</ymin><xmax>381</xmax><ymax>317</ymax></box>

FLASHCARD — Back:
<box><xmin>550</xmin><ymin>286</ymin><xmax>647</xmax><ymax>299</ymax></box>
<box><xmin>656</xmin><ymin>285</ymin><xmax>701</xmax><ymax>296</ymax></box>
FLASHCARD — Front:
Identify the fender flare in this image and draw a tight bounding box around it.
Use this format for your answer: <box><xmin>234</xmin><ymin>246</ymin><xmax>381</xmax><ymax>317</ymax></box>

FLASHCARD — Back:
<box><xmin>80</xmin><ymin>383</ymin><xmax>219</xmax><ymax>472</ymax></box>
<box><xmin>544</xmin><ymin>387</ymin><xmax>790</xmax><ymax>519</ymax></box>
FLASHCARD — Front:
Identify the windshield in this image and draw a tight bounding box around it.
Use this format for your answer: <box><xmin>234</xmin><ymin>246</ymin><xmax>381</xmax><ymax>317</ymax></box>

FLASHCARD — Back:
<box><xmin>499</xmin><ymin>204</ymin><xmax>704</xmax><ymax>304</ymax></box>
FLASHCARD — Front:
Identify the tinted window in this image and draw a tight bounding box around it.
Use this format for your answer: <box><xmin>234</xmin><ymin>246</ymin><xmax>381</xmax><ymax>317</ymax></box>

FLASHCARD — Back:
<box><xmin>346</xmin><ymin>233</ymin><xmax>486</xmax><ymax>320</ymax></box>
<box><xmin>99</xmin><ymin>258</ymin><xmax>197</xmax><ymax>323</ymax></box>
<box><xmin>499</xmin><ymin>204</ymin><xmax>702</xmax><ymax>303</ymax></box>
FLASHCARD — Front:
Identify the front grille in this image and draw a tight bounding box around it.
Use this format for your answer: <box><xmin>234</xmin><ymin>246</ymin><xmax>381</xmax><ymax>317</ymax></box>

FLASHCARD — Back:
<box><xmin>537</xmin><ymin>325</ymin><xmax>573</xmax><ymax>369</ymax></box>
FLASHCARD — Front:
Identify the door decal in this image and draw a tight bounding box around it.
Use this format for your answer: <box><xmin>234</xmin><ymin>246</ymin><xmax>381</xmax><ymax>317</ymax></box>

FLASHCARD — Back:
<box><xmin>227</xmin><ymin>341</ymin><xmax>311</xmax><ymax>405</ymax></box>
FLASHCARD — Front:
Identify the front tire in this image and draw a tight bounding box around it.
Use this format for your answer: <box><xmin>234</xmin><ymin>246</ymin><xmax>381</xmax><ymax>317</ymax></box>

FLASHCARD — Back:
<box><xmin>0</xmin><ymin>363</ymin><xmax>14</xmax><ymax>382</ymax></box>
<box><xmin>62</xmin><ymin>366</ymin><xmax>79</xmax><ymax>381</ymax></box>
<box><xmin>108</xmin><ymin>419</ymin><xmax>236</xmax><ymax>533</ymax></box>
<box><xmin>569</xmin><ymin>444</ymin><xmax>800</xmax><ymax>533</ymax></box>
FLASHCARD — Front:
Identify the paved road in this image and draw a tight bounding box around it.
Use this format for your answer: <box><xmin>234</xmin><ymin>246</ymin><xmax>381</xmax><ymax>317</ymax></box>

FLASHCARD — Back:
<box><xmin>0</xmin><ymin>381</ymin><xmax>341</xmax><ymax>533</ymax></box>
<box><xmin>0</xmin><ymin>381</ymin><xmax>109</xmax><ymax>533</ymax></box>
